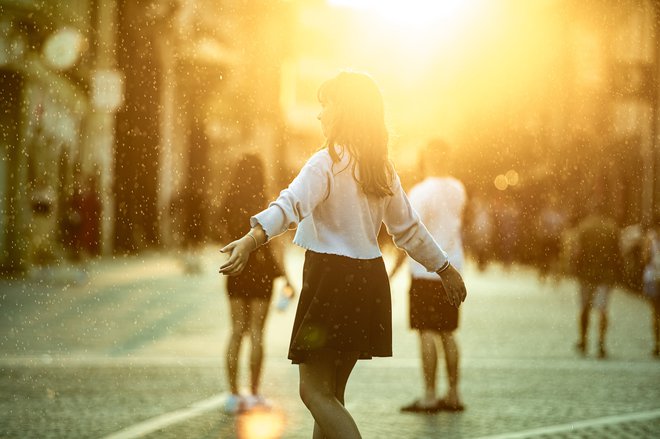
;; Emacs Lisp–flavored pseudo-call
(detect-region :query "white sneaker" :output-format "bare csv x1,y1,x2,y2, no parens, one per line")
223,394,244,414
243,394,272,411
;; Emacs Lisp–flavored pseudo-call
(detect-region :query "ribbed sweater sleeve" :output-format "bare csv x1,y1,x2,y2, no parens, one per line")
250,153,331,241
383,174,448,272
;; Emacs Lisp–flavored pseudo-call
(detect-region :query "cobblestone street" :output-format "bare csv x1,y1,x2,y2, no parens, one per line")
1,246,659,438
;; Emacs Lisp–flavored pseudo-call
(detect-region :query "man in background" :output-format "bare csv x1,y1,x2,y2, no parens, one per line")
391,138,467,412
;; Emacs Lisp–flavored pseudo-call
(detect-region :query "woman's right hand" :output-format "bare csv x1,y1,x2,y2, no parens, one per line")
437,264,467,307
219,235,255,276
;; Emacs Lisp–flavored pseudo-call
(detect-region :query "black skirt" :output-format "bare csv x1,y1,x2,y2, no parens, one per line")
409,278,459,332
288,250,392,364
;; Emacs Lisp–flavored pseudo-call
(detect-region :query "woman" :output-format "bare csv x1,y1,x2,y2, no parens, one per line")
221,153,290,413
220,71,467,438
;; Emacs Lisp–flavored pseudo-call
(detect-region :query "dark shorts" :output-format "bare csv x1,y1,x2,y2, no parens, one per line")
409,278,459,332
288,250,392,364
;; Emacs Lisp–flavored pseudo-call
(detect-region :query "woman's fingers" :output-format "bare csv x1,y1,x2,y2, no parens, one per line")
227,260,247,276
440,266,467,308
220,241,237,253
220,258,242,275
448,288,459,308
452,284,466,307
219,246,237,274
219,243,248,276
220,263,243,276
443,282,464,308
219,260,234,273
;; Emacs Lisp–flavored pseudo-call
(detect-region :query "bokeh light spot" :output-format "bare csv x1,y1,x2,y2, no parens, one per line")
236,408,286,439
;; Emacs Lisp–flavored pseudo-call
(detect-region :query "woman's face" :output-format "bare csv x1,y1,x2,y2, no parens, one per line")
317,101,336,138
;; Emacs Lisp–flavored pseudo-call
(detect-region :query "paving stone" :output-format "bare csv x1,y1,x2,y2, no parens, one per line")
1,248,659,438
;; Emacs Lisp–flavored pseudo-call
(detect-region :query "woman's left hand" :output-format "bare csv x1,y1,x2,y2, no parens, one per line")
219,236,254,276
437,264,468,308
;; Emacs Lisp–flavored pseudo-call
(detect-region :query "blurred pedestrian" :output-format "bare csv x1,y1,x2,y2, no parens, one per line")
220,153,292,414
642,225,660,357
219,71,467,439
535,192,568,283
169,184,205,274
493,195,521,269
466,195,493,271
620,224,645,292
79,175,102,257
572,212,622,359
60,180,84,262
390,139,467,413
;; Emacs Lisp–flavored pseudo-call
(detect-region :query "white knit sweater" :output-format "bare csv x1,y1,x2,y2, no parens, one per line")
251,148,448,272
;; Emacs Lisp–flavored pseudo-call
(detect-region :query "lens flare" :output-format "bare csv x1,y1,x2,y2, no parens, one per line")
236,408,286,439
505,170,519,186
494,174,508,191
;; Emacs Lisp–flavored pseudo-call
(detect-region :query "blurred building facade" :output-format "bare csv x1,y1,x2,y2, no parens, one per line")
1,0,658,275
557,0,659,227
0,0,121,273
608,0,659,228
568,0,658,227
0,0,292,274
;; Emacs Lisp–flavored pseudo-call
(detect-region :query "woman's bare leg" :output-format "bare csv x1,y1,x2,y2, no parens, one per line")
299,350,361,439
312,353,358,438
248,299,270,395
226,298,248,394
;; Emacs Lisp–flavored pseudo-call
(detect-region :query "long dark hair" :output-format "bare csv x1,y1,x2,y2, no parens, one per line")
318,71,393,197
222,153,267,240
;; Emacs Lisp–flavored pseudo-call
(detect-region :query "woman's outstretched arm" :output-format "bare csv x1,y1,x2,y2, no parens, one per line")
219,225,267,276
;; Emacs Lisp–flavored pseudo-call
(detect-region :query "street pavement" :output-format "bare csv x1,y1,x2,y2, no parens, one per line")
1,245,659,439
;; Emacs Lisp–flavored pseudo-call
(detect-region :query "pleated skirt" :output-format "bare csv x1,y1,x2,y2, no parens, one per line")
288,250,392,364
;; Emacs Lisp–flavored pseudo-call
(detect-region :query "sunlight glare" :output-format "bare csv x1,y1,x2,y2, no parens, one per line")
329,0,487,36
236,408,286,439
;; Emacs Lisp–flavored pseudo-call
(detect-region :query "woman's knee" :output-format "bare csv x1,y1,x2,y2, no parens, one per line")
249,326,264,344
230,325,248,341
299,380,318,408
299,377,333,409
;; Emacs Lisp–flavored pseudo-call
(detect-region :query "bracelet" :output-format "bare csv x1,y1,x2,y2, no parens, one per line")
436,260,451,274
246,232,259,250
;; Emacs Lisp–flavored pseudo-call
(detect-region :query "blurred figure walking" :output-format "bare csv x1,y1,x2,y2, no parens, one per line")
534,192,568,283
642,225,660,357
170,184,205,274
391,139,467,413
466,195,493,271
220,153,291,413
572,212,622,359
